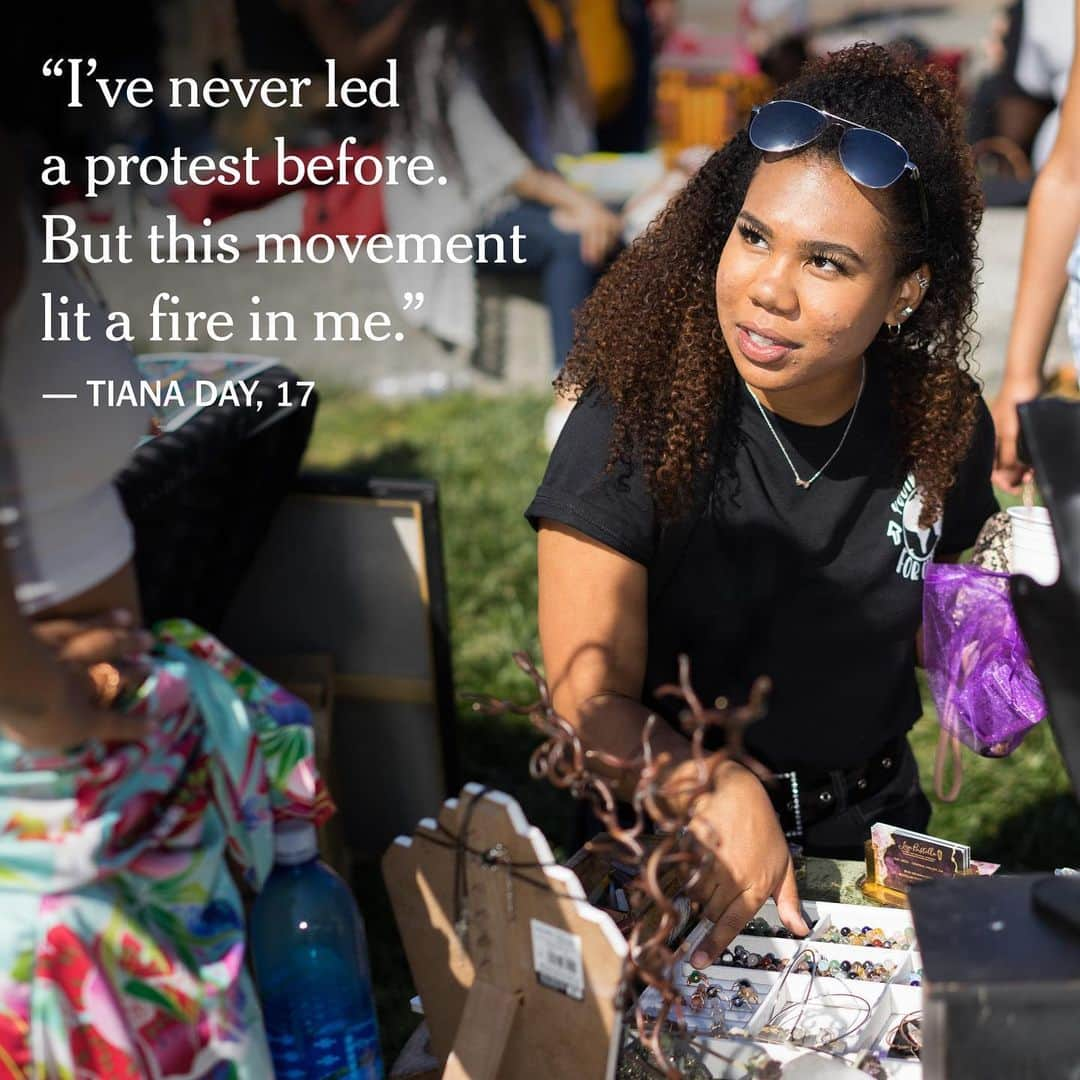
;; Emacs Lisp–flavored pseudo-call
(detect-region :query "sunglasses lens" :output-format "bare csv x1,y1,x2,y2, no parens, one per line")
749,101,828,152
839,128,908,188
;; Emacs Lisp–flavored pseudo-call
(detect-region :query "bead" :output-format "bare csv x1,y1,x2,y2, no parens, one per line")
720,950,734,965
840,960,851,972
840,927,851,937
862,926,872,933
687,970,705,984
746,952,762,968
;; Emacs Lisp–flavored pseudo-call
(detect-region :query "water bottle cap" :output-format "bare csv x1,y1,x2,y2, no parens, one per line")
274,821,319,865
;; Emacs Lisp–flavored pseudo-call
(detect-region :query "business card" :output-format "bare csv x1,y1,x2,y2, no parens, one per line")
870,823,971,891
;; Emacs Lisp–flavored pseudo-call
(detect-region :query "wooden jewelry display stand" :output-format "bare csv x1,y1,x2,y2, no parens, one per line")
383,784,629,1079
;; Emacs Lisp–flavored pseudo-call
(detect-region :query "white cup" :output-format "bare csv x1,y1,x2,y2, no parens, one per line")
1008,505,1060,586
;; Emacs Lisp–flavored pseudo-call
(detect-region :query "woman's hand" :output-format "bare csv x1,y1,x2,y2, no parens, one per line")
990,373,1041,493
1,610,151,751
680,758,810,968
551,195,623,267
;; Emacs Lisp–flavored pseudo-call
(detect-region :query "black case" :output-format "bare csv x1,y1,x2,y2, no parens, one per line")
910,874,1080,1079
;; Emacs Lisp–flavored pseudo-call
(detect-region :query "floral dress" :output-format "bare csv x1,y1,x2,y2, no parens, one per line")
0,620,334,1079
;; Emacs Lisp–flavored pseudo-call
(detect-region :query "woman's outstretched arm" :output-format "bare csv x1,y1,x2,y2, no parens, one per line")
992,0,1080,491
537,519,808,963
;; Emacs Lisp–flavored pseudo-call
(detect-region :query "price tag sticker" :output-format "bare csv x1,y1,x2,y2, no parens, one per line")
530,919,585,1001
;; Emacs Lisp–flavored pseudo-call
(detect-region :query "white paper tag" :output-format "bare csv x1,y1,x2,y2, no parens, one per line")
530,919,585,1001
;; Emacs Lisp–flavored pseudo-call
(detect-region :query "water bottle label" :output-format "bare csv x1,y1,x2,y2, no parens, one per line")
530,919,584,1001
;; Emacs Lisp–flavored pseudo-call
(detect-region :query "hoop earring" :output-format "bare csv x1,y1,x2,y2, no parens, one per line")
916,273,930,290
887,323,902,339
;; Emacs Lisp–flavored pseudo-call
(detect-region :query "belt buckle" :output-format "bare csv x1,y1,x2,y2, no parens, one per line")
775,771,804,840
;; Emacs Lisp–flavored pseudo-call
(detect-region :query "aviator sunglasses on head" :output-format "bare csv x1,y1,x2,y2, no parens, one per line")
748,99,929,234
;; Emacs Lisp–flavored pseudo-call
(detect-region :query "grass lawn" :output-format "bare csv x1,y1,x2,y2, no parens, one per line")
304,389,1079,1065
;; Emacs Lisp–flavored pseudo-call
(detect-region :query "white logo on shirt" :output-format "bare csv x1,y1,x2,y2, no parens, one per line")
886,473,942,581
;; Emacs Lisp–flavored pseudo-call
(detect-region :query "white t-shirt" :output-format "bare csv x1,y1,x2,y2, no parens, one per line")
1,217,149,614
1014,0,1075,169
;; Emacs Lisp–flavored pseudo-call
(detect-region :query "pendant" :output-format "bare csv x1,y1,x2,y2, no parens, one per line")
795,478,811,489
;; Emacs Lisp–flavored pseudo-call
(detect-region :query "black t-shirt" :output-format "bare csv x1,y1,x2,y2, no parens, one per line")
525,365,998,773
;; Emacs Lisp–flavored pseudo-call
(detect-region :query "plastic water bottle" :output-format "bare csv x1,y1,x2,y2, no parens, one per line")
250,821,384,1079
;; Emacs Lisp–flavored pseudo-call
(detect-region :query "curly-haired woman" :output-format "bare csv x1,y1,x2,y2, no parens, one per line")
526,44,998,965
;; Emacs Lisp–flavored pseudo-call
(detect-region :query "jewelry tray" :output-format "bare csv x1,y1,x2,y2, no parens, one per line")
639,899,924,1078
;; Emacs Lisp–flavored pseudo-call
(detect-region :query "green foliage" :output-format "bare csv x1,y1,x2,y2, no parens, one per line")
912,673,1077,870
305,389,1079,1064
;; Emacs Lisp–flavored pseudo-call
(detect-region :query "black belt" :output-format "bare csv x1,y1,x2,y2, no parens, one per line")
766,736,907,840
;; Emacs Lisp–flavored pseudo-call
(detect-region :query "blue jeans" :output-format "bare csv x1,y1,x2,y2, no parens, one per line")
481,201,598,373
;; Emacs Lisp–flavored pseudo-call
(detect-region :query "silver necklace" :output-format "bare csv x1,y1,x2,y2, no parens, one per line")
744,359,867,489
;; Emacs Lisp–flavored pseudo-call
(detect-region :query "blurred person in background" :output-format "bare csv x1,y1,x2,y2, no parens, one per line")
388,0,622,448
965,2,1052,156
230,0,414,147
648,0,680,52
991,0,1080,490
1009,0,1074,173
534,0,636,150
235,0,413,78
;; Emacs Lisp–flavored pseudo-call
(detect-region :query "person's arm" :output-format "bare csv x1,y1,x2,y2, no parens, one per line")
0,130,146,750
992,0,1080,491
0,552,148,749
289,0,414,76
512,166,622,267
537,519,807,964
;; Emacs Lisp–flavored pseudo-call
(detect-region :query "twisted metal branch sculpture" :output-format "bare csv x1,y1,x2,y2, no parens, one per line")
472,653,772,1079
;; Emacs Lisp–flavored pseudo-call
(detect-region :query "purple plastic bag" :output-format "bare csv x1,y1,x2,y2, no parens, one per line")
923,563,1047,757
